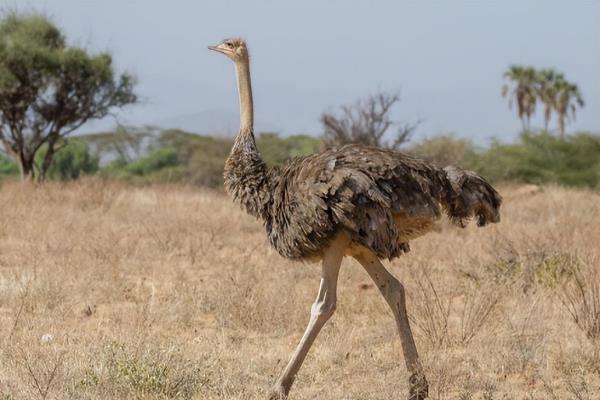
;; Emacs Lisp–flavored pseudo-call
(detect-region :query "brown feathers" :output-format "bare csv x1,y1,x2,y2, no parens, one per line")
223,128,271,221
224,140,502,262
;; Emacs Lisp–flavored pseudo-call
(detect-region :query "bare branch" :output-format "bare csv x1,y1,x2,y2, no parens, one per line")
320,91,417,150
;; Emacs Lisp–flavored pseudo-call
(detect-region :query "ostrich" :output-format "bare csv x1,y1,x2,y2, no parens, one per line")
209,38,501,400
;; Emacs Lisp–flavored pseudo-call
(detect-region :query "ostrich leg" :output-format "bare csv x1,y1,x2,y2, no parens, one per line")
354,251,428,400
268,236,347,400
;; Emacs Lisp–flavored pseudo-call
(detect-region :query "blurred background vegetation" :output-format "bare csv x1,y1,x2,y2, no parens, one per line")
0,12,598,189
1,127,598,189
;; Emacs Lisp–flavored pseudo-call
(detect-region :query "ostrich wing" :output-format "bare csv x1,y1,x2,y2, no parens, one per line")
267,144,448,260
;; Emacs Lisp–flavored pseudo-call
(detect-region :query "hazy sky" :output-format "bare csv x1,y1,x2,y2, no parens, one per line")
5,1,600,143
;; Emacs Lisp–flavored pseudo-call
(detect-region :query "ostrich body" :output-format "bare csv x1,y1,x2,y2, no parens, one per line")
209,38,501,400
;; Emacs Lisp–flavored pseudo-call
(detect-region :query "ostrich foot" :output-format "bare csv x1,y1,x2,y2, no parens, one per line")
408,373,429,400
267,385,288,400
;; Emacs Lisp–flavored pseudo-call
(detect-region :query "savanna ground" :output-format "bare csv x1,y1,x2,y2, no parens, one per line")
0,180,599,400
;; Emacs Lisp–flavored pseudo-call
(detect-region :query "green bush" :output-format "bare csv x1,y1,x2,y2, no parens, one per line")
101,147,183,184
408,135,478,168
474,132,600,188
73,342,203,399
0,154,18,176
257,133,323,165
36,140,99,180
156,130,232,186
125,147,178,175
100,158,131,179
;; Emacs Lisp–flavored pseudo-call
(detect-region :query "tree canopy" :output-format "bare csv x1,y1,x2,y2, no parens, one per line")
0,12,136,180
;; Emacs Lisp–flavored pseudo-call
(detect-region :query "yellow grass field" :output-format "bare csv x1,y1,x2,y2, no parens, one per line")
0,180,599,399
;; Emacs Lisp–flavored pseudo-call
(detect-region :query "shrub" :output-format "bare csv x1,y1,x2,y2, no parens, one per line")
36,140,99,180
558,258,600,343
408,135,478,168
257,133,323,165
0,153,18,176
125,147,178,176
73,342,204,399
474,132,600,187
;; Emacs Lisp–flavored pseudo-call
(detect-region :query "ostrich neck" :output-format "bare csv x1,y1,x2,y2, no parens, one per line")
236,61,253,132
224,58,271,222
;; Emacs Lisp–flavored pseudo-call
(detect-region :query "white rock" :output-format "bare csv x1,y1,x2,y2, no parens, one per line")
40,334,53,344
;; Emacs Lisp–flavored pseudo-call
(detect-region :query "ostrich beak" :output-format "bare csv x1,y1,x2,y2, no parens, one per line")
208,44,231,56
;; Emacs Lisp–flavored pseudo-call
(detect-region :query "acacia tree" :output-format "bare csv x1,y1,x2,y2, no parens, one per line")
0,13,136,181
320,91,418,150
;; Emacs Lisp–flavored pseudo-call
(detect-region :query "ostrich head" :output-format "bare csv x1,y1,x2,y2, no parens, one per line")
208,38,248,63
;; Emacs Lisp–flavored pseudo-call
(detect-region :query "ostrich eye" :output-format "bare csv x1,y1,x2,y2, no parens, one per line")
225,42,233,48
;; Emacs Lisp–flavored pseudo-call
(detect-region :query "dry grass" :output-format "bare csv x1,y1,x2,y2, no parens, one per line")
0,180,599,399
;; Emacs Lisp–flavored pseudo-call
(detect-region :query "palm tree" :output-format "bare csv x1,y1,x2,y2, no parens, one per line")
535,69,561,132
502,65,538,132
554,77,584,139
